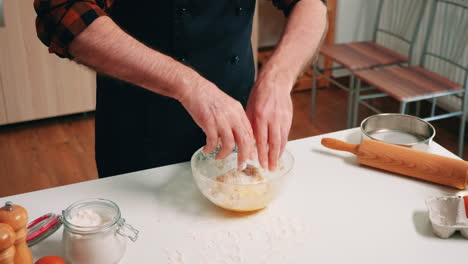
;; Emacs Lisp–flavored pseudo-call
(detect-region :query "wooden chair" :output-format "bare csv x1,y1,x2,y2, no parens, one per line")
353,0,468,157
311,0,428,128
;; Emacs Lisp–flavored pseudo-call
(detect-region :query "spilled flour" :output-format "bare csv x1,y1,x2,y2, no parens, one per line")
161,206,313,264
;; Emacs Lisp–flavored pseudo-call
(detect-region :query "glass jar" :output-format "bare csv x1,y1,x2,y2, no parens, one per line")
62,199,138,264
27,199,139,264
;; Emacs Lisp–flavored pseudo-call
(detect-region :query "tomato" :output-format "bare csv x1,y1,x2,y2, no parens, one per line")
35,256,67,264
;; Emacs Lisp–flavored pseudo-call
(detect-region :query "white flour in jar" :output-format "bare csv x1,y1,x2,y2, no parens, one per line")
68,209,107,227
63,208,126,264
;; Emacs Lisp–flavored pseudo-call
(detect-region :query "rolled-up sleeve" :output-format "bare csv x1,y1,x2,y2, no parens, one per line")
34,0,114,59
273,0,327,16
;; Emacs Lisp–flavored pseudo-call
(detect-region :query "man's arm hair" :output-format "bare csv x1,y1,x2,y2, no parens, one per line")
34,0,206,101
262,0,328,88
69,16,202,101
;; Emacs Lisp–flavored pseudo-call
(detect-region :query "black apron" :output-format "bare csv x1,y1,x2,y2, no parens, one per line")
95,0,256,177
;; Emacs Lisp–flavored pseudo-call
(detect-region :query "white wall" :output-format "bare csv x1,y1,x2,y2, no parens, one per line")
334,0,379,44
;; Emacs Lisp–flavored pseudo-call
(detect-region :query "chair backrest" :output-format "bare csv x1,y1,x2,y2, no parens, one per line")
421,0,468,88
373,0,428,60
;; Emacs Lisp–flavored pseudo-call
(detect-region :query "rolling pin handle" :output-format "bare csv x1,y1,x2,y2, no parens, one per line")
321,138,359,155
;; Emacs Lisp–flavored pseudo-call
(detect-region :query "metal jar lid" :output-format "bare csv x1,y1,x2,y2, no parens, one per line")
26,213,62,247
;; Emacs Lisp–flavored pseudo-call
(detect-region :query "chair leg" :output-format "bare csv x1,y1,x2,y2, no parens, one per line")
311,65,318,121
458,93,468,157
400,102,408,114
431,98,437,117
347,74,355,128
352,79,362,127
415,101,421,116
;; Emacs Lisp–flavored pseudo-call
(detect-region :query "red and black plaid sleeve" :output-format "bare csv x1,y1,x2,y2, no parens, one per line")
34,0,114,59
273,0,327,16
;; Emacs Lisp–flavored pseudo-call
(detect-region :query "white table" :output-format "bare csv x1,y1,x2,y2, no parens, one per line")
3,129,467,263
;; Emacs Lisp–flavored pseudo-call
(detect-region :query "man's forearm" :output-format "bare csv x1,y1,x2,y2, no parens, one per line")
69,16,203,101
260,0,328,89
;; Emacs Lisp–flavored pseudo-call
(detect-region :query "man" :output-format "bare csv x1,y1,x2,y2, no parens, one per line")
34,0,327,177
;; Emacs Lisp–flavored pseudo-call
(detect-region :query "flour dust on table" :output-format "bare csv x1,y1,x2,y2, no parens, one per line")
160,205,313,264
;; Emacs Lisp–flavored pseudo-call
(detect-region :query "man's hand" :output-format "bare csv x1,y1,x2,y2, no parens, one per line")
247,0,327,170
246,69,293,171
180,79,255,167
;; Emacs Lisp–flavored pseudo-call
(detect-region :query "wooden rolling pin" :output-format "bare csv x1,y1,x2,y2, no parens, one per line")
321,138,468,190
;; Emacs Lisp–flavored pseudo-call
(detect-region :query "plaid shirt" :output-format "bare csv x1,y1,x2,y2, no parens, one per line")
34,0,326,59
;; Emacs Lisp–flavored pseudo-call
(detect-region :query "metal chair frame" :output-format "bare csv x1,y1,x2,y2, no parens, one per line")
352,0,468,156
311,0,428,128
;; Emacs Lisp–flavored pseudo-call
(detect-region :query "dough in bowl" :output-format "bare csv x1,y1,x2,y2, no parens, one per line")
216,165,265,184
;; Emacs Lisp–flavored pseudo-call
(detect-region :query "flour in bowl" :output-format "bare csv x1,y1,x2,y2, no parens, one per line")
216,165,265,184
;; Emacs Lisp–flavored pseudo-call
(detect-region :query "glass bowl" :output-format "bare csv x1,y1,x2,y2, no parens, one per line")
191,147,294,212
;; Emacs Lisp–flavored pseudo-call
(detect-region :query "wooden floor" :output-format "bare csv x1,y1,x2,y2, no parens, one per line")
1,81,467,197
0,114,97,197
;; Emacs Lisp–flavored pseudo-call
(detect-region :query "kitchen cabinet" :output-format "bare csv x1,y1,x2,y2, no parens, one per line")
0,74,6,125
0,0,96,125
